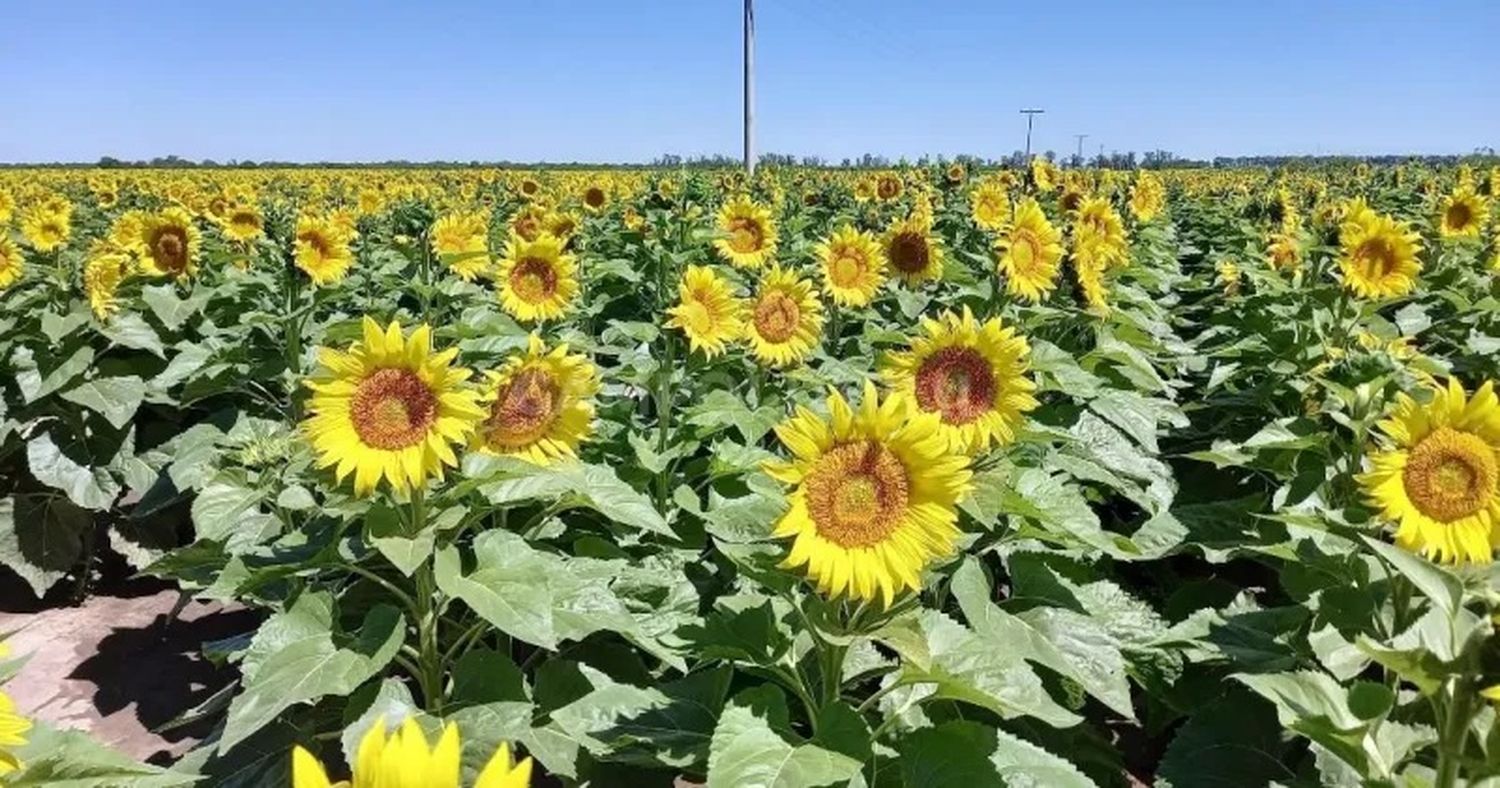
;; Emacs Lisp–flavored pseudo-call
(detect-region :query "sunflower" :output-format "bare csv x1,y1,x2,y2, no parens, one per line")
1338,210,1422,299
713,196,778,269
853,177,876,203
1030,157,1057,192
1071,239,1112,316
1359,378,1500,564
509,205,548,241
222,202,264,243
882,307,1038,455
1267,231,1303,272
295,215,356,286
1129,171,1165,222
474,334,599,464
304,318,485,497
1073,196,1129,269
293,717,532,788
746,266,823,367
0,237,21,290
84,242,134,320
581,182,609,213
945,162,967,185
1437,188,1488,239
995,197,1063,302
882,216,943,286
816,225,886,307
0,688,30,777
1216,258,1242,296
764,382,973,605
545,210,578,241
0,191,13,226
432,211,491,281
875,173,904,201
496,232,577,323
518,176,542,200
357,187,387,216
969,180,1011,231
139,207,200,279
666,265,744,357
20,205,71,252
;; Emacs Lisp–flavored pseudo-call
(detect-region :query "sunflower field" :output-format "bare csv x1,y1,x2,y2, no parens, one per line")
2,159,1500,787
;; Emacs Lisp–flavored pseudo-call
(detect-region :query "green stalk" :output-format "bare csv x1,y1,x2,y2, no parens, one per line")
408,489,445,712
1434,672,1477,788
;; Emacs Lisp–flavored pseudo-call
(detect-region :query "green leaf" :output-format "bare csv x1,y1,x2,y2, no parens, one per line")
13,345,95,403
61,376,147,429
0,495,91,596
468,457,672,538
897,720,1097,788
141,284,208,331
5,721,197,786
99,312,167,357
191,476,276,553
706,703,862,788
1360,536,1462,618
951,559,1133,719
1157,688,1295,788
686,389,781,444
365,503,436,576
221,592,403,750
1087,390,1183,452
27,433,120,511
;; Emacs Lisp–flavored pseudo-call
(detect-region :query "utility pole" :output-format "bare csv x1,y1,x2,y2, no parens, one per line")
1074,134,1089,166
743,0,755,176
1019,109,1045,160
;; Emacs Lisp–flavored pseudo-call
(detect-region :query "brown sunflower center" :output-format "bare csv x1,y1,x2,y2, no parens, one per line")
914,346,996,425
298,230,332,259
1446,203,1473,229
584,187,606,208
752,290,801,343
877,177,901,200
521,180,539,195
727,217,764,254
510,256,558,303
829,250,867,287
1402,427,1497,522
1355,237,1397,278
1009,230,1039,270
803,440,911,548
350,368,438,450
152,228,189,272
484,368,562,449
889,231,930,273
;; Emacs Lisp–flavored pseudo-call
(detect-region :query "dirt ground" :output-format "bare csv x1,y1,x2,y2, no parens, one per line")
1,574,256,765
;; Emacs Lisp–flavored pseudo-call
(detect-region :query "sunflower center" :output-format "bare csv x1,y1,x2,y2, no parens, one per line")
753,290,801,343
1010,231,1039,270
727,217,764,253
1356,238,1397,277
877,179,900,199
830,252,866,287
1446,203,1473,229
803,440,911,548
584,187,606,208
914,346,996,425
484,368,562,449
299,230,331,258
889,232,929,273
680,299,717,333
1402,427,1497,522
510,256,558,303
350,368,439,450
152,228,189,272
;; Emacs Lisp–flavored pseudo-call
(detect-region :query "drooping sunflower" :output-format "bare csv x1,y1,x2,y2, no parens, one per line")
304,318,486,497
1338,210,1422,299
882,216,944,286
969,180,1011,231
293,717,532,788
1216,258,1242,296
1030,157,1057,192
432,211,492,281
816,225,886,307
496,232,578,323
1437,188,1488,239
1072,196,1129,269
295,215,355,286
20,205,71,252
746,266,824,367
1129,171,1165,222
713,196,778,269
882,307,1038,455
0,237,22,290
1359,378,1500,564
1267,231,1303,272
222,202,264,243
764,382,973,605
1071,239,1112,316
83,241,134,320
139,207,200,279
666,265,744,357
994,197,1063,302
473,334,599,464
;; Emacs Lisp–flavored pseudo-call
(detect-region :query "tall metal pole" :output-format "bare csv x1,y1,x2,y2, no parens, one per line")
1020,109,1044,160
744,0,755,176
1074,134,1088,165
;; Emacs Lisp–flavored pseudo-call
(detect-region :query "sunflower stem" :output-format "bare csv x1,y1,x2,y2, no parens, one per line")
1435,671,1477,788
409,488,446,713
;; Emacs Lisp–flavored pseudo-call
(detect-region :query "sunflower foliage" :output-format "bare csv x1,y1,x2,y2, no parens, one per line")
0,162,1498,787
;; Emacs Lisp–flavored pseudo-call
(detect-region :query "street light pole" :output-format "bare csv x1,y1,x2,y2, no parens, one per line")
743,0,755,176
1020,109,1045,160
1074,134,1089,165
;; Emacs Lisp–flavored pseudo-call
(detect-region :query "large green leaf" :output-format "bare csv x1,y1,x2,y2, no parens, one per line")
897,720,1096,788
221,592,404,750
5,722,197,787
706,703,862,788
466,456,671,538
27,433,120,511
61,376,147,429
0,494,91,596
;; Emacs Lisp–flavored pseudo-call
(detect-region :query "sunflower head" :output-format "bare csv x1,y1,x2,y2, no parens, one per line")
970,181,1011,231
0,237,22,291
304,318,485,496
995,197,1063,302
875,173,904,201
475,335,599,465
139,207,201,279
1360,378,1500,564
747,266,824,367
20,205,72,253
223,202,264,243
292,717,533,788
816,225,886,307
882,216,944,286
0,688,31,777
882,307,1038,454
666,265,744,358
1129,171,1165,222
764,382,973,606
496,232,578,323
1338,210,1422,300
83,241,134,320
295,215,355,286
1437,188,1488,239
432,211,492,281
714,196,778,269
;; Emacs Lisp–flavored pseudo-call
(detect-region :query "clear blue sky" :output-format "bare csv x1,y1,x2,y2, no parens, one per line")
2,0,1495,163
